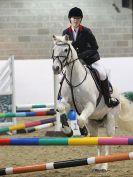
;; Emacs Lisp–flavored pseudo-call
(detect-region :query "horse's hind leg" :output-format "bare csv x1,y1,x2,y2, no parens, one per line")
94,146,109,172
94,114,115,172
105,112,116,158
88,120,98,137
89,115,115,172
87,120,106,172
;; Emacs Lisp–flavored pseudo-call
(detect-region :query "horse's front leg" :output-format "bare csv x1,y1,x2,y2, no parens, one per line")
77,102,95,136
57,99,73,136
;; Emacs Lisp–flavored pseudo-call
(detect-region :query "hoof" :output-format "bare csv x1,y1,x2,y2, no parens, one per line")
79,126,88,136
91,168,107,173
65,130,73,137
61,114,69,127
61,113,73,137
62,126,73,137
91,164,108,173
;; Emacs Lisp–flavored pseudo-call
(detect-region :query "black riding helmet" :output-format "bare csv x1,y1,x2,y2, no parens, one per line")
68,7,83,19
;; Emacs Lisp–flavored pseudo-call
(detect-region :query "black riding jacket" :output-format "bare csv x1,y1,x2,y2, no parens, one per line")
62,25,100,65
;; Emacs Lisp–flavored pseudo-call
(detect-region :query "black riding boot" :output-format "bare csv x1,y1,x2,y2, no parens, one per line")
101,78,119,108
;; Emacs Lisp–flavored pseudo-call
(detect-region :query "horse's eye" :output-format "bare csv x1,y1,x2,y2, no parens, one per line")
64,48,68,52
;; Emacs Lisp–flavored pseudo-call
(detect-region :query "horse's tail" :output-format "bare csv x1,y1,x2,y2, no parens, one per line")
117,94,133,132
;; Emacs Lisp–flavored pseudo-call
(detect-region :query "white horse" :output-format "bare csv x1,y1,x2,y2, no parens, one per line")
52,34,133,172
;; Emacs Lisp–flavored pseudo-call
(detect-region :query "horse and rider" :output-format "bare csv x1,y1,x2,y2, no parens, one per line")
52,33,133,171
62,7,119,108
52,7,133,172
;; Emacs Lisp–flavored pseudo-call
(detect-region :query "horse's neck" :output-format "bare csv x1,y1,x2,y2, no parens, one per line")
65,59,90,84
65,44,92,86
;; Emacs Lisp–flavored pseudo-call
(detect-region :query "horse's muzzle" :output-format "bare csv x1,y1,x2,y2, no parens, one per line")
52,65,60,74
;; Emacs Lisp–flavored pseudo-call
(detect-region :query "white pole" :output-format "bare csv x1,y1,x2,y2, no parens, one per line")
53,74,61,131
11,56,16,125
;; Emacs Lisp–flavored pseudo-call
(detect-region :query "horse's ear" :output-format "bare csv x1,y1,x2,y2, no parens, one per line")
64,34,69,41
53,35,57,40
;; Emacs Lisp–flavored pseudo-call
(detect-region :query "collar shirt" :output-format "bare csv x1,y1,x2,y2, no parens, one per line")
71,27,79,41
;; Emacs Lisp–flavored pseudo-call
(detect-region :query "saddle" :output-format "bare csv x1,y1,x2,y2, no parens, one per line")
87,66,113,94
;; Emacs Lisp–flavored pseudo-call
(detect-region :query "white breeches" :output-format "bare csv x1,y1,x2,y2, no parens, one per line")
91,61,107,80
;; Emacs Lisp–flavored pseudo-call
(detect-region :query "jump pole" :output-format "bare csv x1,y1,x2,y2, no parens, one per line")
1,137,133,145
16,104,54,112
0,110,56,118
0,152,133,175
17,107,54,112
17,122,55,134
0,117,56,134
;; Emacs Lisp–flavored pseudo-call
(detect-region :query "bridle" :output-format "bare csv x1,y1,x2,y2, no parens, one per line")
52,42,78,71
